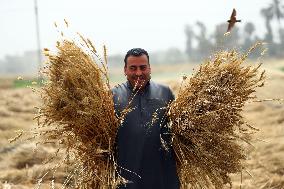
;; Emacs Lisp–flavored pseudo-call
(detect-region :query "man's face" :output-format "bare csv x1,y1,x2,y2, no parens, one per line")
124,54,151,90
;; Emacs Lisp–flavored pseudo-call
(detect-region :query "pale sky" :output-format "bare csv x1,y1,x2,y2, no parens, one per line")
0,0,276,59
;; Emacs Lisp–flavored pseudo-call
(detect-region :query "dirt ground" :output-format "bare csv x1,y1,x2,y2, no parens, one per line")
0,59,283,189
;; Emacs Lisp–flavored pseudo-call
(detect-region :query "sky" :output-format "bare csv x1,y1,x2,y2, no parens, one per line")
0,0,277,59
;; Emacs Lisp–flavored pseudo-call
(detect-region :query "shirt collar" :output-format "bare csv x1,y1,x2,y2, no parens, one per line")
126,80,150,93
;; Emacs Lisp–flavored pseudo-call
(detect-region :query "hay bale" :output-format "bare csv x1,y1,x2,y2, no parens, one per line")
168,44,265,188
36,37,122,188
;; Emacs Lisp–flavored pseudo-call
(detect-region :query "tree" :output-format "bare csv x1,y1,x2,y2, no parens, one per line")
278,28,284,57
260,0,284,40
184,25,195,60
261,6,274,43
194,21,213,60
279,28,284,45
243,22,256,51
0,51,38,75
164,48,186,64
212,23,240,51
271,0,284,23
244,22,256,37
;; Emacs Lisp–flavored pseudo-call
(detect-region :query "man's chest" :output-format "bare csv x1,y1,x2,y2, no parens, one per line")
115,93,168,119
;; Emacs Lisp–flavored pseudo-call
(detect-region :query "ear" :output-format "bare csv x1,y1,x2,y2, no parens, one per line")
124,66,127,75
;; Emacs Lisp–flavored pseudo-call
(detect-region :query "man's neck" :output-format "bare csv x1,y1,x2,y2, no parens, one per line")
126,80,150,92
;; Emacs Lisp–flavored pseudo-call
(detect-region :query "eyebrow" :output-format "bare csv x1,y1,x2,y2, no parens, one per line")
129,65,147,68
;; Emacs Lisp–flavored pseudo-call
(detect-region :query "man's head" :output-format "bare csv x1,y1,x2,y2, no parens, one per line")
124,48,151,90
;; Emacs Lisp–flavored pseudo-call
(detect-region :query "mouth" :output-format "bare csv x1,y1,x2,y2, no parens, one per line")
132,77,147,88
133,77,145,83
134,80,144,87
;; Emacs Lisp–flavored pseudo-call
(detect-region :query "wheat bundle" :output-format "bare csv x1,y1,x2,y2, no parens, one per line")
37,37,121,188
169,44,265,188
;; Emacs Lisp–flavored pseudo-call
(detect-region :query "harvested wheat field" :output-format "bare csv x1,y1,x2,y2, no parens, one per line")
0,59,284,189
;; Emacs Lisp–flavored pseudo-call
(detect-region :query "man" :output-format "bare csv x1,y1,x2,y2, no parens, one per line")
112,48,180,189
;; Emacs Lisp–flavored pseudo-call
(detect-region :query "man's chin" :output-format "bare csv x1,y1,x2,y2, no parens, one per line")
134,83,144,89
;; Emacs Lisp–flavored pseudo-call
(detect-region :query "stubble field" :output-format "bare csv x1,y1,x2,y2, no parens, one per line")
0,59,283,189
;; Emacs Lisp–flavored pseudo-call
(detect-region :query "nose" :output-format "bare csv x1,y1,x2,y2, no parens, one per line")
135,68,142,76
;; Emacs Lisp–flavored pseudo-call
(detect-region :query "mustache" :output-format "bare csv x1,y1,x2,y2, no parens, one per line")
131,76,146,80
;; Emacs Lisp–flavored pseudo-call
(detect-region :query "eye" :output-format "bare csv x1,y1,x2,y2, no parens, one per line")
129,66,136,71
140,66,147,71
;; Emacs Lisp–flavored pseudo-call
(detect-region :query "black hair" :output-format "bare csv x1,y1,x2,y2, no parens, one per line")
124,48,149,67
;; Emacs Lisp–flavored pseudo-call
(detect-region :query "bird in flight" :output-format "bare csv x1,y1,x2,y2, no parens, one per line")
227,8,241,32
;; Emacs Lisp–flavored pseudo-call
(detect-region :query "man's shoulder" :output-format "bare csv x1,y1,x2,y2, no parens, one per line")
150,81,172,92
111,82,128,94
149,81,174,101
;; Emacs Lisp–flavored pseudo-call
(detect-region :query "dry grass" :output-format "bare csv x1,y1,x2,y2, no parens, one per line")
0,64,283,188
33,36,123,188
168,44,267,188
0,88,64,188
0,54,283,188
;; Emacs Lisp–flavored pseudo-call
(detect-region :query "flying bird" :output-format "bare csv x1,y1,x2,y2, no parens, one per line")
227,8,241,32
